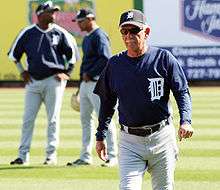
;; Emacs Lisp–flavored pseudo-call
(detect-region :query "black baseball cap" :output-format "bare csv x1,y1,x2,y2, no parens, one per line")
36,0,60,16
119,9,147,28
72,8,95,22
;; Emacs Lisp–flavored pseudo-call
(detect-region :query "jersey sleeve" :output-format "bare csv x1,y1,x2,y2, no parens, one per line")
167,51,192,125
8,28,27,62
87,32,111,78
93,62,117,141
62,31,80,64
61,30,80,75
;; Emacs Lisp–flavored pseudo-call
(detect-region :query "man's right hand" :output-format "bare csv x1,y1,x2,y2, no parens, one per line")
96,140,107,162
21,71,32,84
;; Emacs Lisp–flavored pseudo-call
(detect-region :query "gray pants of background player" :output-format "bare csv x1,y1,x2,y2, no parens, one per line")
18,75,67,163
119,122,178,190
79,81,118,163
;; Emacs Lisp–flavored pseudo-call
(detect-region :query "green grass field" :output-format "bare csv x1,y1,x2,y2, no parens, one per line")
0,87,219,190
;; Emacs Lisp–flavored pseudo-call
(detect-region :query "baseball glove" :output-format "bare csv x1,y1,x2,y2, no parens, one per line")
71,89,80,112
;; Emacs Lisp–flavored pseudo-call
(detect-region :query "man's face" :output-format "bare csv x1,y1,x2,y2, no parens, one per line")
39,10,56,24
120,24,147,52
77,18,90,32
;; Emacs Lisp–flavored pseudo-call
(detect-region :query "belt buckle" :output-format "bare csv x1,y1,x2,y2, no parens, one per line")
144,127,153,135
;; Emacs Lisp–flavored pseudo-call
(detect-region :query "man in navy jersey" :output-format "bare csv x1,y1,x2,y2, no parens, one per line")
8,1,79,165
94,9,194,190
66,9,117,167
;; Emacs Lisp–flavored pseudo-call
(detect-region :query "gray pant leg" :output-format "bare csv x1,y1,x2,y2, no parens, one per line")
79,81,118,162
79,82,94,163
44,76,66,159
149,149,176,190
119,132,147,190
19,82,42,162
148,124,178,190
105,122,118,160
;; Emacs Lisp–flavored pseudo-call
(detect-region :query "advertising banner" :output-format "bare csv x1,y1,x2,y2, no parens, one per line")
144,0,220,81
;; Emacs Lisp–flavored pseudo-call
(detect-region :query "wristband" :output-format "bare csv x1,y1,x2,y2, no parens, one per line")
16,62,25,74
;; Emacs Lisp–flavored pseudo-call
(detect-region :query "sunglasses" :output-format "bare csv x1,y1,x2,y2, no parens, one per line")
120,27,143,35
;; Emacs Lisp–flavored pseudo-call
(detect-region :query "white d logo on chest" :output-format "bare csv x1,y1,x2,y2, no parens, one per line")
52,34,60,45
148,78,164,101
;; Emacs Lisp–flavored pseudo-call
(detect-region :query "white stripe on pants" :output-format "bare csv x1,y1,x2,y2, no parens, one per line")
18,75,66,162
79,81,117,163
119,123,178,190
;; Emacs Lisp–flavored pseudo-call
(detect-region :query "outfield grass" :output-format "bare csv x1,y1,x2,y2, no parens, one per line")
0,87,220,190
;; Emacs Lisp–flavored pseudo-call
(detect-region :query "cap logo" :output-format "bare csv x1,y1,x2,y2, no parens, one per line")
127,12,134,19
76,10,81,16
44,1,52,7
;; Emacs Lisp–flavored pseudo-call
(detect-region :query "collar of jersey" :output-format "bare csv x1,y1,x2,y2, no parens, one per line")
35,23,55,33
87,26,99,36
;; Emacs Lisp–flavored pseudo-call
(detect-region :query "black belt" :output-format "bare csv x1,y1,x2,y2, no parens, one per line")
120,119,169,137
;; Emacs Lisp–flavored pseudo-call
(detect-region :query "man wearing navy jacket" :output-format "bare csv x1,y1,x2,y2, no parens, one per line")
8,1,79,165
95,9,194,190
67,9,117,167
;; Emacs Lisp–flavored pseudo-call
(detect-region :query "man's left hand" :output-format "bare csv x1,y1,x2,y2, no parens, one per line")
55,73,70,81
96,140,108,162
178,123,194,141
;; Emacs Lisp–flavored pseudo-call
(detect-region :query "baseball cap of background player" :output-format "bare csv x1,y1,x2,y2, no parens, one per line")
72,8,95,22
119,9,148,28
35,0,60,16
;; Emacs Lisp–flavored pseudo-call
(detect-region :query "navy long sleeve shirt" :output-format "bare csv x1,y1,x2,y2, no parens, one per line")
94,47,192,141
80,28,111,80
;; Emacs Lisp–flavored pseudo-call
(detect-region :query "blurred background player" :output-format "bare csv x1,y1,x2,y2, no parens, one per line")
67,9,118,167
95,9,194,189
8,0,79,165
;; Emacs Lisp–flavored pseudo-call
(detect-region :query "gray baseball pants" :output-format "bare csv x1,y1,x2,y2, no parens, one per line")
119,122,178,190
79,81,118,163
18,75,67,162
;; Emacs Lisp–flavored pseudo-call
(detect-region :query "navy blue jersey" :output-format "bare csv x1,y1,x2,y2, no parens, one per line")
80,28,111,80
8,24,80,80
94,47,192,140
